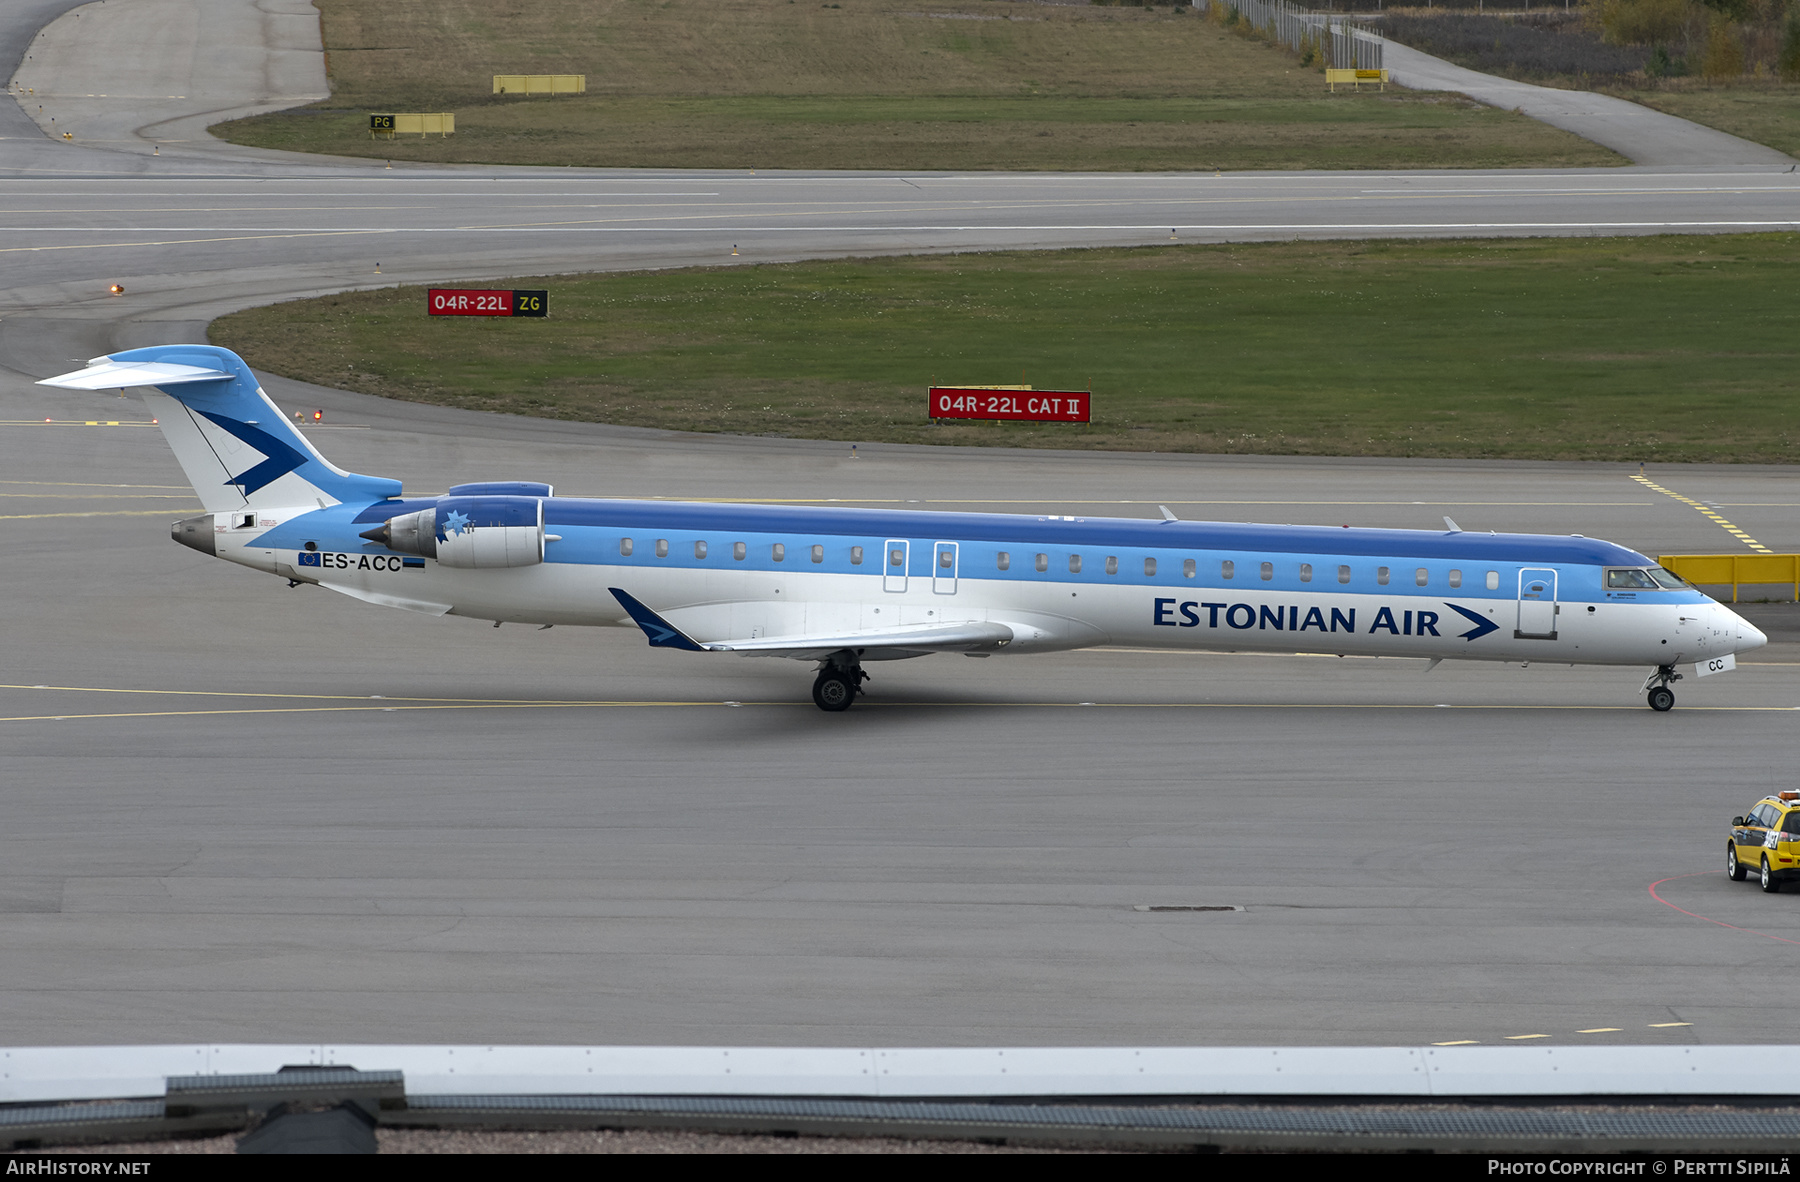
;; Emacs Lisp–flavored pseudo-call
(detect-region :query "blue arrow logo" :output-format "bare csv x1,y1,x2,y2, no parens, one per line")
1444,602,1499,642
197,410,308,496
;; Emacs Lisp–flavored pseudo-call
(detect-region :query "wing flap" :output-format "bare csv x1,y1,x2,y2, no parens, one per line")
321,581,453,617
608,588,1014,657
713,620,1014,654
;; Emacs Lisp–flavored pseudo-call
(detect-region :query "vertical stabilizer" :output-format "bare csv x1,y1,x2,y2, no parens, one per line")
38,345,402,513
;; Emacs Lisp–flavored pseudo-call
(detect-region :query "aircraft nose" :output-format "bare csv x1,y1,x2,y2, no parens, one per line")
1725,606,1767,653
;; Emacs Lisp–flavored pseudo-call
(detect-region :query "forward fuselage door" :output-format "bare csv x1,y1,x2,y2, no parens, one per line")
883,539,909,593
932,541,958,595
1516,567,1558,640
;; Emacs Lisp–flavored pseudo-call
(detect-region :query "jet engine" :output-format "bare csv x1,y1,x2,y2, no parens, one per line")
360,495,547,568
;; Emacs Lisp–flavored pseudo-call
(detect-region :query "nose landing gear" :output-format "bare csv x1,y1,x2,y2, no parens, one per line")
812,652,868,712
1642,664,1682,712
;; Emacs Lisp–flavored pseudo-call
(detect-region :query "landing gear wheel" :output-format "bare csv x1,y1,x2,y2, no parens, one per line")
1763,857,1782,894
812,671,856,712
1647,685,1675,712
1728,844,1747,881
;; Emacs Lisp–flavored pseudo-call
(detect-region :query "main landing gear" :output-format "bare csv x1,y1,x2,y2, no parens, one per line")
812,653,869,713
1643,664,1682,712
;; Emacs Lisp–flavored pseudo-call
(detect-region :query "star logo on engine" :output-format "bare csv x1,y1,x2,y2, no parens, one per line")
440,509,472,538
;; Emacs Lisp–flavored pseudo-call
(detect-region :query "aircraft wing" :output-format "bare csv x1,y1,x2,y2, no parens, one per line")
609,588,1013,659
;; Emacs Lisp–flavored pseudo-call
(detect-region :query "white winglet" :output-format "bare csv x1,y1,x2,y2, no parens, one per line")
1443,516,1461,533
1159,505,1178,523
37,359,232,390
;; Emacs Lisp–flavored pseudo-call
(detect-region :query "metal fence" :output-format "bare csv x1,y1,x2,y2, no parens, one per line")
1194,0,1384,70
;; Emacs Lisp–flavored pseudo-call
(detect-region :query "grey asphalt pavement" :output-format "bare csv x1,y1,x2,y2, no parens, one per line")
1380,40,1796,168
0,0,1796,1052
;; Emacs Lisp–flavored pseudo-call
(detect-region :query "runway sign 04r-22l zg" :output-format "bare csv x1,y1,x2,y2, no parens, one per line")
929,387,1090,423
427,289,548,317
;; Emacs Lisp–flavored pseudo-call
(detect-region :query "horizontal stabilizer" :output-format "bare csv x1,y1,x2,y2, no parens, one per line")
37,360,232,390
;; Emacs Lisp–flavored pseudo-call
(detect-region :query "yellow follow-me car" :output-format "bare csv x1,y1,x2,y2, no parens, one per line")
1729,792,1800,894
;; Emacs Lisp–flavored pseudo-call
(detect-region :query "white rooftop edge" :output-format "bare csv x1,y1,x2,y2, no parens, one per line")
0,1045,1769,1105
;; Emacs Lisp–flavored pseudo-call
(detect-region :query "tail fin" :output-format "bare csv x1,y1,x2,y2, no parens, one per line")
38,345,401,513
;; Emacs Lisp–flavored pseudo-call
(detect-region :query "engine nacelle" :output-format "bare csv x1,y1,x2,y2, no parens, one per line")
361,495,546,568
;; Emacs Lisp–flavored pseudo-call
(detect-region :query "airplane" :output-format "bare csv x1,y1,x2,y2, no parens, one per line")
41,344,1768,713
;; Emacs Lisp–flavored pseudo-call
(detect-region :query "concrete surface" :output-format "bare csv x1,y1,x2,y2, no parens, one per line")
1381,39,1797,169
0,0,1795,1052
9,0,328,155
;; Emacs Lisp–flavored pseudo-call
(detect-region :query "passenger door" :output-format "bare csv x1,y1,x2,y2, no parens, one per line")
932,542,958,595
883,539,909,593
1515,568,1558,640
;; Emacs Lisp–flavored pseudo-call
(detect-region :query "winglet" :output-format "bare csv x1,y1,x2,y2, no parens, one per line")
1443,516,1462,533
1159,505,1178,523
608,588,708,651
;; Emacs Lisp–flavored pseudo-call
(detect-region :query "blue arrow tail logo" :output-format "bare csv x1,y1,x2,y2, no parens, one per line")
197,410,309,496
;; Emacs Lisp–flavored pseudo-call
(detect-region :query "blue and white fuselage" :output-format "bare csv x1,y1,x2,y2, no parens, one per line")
43,345,1767,712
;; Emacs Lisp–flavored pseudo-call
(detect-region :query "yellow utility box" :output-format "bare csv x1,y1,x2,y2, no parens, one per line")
1326,68,1388,92
492,74,586,96
1660,553,1800,602
370,113,455,138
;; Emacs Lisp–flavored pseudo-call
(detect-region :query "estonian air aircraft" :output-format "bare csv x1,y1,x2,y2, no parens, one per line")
43,345,1768,712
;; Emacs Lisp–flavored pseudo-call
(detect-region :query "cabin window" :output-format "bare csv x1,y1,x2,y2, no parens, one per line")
1069,554,1082,574
1486,570,1499,590
771,543,785,562
1035,553,1049,573
694,540,708,560
1221,560,1234,580
889,547,905,568
655,539,669,558
1377,566,1390,586
811,544,824,564
620,538,634,557
939,549,954,569
1259,562,1273,581
997,551,1010,571
1299,563,1313,583
1144,557,1157,577
1338,565,1351,584
1416,568,1428,586
1448,569,1462,588
1105,556,1119,575
850,546,863,565
734,541,747,561
1183,559,1196,579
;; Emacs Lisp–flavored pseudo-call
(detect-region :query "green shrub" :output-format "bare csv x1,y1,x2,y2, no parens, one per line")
1701,12,1745,75
1590,0,1699,44
1780,10,1800,79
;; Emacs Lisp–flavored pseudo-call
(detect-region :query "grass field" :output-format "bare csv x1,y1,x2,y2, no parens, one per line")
211,0,1618,171
210,234,1800,464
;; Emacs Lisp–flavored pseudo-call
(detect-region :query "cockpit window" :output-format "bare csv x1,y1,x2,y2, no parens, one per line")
1605,568,1660,589
1649,567,1691,590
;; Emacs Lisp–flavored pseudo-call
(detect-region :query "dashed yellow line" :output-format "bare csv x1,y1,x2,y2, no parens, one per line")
0,420,155,427
0,480,187,489
0,509,196,520
1632,473,1774,554
1437,1022,1691,1045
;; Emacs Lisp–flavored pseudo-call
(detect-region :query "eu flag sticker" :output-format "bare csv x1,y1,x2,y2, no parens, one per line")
297,551,322,566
